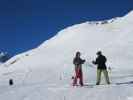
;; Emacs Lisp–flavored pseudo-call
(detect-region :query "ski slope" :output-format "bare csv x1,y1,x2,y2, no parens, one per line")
0,11,133,100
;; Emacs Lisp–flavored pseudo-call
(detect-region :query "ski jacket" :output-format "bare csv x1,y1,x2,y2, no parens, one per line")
93,55,107,69
73,57,85,66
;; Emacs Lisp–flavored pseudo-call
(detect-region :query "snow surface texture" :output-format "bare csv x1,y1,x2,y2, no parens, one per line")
0,11,133,100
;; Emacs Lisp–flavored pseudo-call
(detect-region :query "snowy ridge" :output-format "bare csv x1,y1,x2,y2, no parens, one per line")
0,11,133,100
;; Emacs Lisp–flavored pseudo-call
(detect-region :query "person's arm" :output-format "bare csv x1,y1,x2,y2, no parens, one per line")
82,59,86,64
81,59,85,64
73,58,76,65
104,56,107,63
92,58,98,65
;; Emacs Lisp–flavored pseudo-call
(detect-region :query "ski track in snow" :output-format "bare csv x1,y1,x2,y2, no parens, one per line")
0,68,133,100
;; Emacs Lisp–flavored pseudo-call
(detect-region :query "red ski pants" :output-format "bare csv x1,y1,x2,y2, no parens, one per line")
73,66,83,86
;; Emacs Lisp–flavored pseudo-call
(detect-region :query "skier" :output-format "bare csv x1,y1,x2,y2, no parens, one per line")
73,51,85,86
92,51,110,85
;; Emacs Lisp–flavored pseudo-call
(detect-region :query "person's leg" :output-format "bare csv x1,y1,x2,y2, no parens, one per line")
73,77,77,86
103,69,110,84
79,68,83,86
77,67,80,78
96,69,102,85
73,67,78,86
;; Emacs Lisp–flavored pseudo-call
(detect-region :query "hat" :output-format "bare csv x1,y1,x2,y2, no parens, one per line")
96,51,102,55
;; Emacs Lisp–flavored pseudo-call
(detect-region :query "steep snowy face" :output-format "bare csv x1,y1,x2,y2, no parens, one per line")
37,10,133,69
1,11,133,85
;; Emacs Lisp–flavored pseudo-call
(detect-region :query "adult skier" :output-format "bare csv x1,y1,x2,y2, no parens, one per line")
92,51,110,85
73,51,85,86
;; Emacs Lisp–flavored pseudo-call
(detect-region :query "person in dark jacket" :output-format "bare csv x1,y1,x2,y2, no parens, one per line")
92,51,110,85
73,51,85,86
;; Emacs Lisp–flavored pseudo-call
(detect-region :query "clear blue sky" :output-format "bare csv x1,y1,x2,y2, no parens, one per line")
0,0,133,56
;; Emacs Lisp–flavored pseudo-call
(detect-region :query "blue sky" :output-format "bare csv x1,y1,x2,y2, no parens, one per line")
0,0,133,56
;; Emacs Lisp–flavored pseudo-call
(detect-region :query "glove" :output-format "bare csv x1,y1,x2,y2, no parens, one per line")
92,61,95,64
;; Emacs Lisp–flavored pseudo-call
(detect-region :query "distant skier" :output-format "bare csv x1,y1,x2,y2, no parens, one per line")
73,51,85,86
92,51,110,85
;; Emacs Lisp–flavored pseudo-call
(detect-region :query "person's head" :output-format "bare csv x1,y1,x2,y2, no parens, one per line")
76,51,81,58
96,51,102,56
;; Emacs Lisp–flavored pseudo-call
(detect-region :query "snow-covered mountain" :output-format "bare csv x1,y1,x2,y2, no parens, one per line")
0,11,133,100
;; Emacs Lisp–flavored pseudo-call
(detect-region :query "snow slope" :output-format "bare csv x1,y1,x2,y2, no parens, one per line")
0,11,133,100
